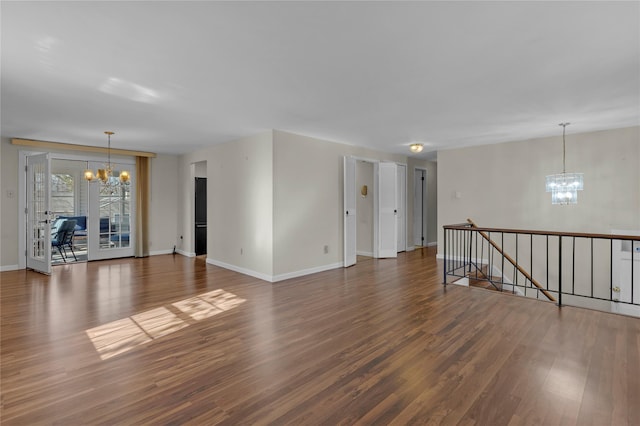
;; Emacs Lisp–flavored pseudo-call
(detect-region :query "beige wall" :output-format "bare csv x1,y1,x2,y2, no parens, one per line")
437,126,640,253
178,131,274,277
148,154,179,254
272,130,407,277
0,137,179,268
1,138,20,268
356,160,374,255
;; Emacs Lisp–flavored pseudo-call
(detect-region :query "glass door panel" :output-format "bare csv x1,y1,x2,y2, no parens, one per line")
87,161,135,260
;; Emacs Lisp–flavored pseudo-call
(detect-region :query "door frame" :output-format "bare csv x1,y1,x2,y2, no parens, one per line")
343,156,407,265
413,167,428,248
396,163,407,253
17,149,135,270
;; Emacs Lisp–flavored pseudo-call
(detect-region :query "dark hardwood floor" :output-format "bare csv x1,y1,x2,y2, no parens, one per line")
1,248,639,425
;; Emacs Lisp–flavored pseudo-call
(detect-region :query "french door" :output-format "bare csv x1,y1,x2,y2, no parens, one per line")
26,153,52,274
377,162,397,258
87,161,135,260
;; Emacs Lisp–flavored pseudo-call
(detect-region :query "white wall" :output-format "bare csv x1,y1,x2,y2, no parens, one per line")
356,160,374,255
437,126,640,252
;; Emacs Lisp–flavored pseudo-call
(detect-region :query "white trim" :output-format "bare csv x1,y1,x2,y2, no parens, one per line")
204,258,343,283
0,265,20,272
406,246,415,252
426,241,437,247
206,258,273,282
272,262,343,283
149,249,174,256
176,249,196,257
356,250,374,257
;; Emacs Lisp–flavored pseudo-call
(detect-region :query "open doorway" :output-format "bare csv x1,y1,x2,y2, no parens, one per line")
50,159,89,265
194,161,207,257
356,160,374,261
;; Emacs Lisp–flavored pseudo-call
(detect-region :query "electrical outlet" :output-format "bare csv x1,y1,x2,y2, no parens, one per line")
324,245,329,254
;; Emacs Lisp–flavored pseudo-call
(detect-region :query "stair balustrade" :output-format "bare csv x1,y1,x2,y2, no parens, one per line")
443,219,640,315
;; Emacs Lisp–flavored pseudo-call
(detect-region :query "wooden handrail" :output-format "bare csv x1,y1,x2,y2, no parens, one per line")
465,218,556,302
443,222,639,242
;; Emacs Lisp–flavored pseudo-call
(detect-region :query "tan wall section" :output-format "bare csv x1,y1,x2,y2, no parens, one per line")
272,130,406,276
437,126,640,253
1,138,21,268
178,131,274,277
148,154,179,254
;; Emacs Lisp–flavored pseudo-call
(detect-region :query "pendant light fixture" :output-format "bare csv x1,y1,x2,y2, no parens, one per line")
84,131,130,190
545,123,583,204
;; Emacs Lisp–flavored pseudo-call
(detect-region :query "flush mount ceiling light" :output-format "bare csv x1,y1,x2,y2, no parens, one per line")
545,123,583,205
409,143,424,153
84,131,130,191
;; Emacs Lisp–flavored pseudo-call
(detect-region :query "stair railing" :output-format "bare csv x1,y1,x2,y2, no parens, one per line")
466,219,556,302
443,219,640,315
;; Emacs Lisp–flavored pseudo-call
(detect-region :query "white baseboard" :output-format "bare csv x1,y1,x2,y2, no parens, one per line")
406,246,415,252
176,249,196,257
356,250,374,257
426,241,437,247
272,262,343,283
150,249,174,256
204,258,343,283
0,264,20,272
206,258,273,282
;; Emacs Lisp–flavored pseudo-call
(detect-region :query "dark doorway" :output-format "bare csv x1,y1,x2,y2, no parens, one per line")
195,177,207,256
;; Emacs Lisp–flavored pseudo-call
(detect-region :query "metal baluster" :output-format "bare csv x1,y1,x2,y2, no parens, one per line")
572,236,576,295
590,238,594,298
558,236,562,307
443,228,447,285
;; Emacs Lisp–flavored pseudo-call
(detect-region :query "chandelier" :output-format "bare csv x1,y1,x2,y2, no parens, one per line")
84,131,130,190
545,123,583,204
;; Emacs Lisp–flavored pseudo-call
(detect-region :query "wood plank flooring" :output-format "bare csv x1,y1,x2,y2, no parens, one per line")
1,248,639,425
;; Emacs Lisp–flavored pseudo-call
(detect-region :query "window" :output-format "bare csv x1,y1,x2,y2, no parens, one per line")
51,173,75,216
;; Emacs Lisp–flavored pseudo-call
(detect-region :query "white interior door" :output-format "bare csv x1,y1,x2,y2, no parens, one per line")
343,157,357,267
26,153,52,274
396,164,406,252
87,161,135,260
378,162,397,258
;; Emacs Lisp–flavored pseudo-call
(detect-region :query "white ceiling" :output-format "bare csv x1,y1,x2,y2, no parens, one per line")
2,1,638,159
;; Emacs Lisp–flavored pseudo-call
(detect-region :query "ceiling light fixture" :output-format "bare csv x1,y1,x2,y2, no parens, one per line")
545,123,583,205
84,131,130,191
409,143,424,153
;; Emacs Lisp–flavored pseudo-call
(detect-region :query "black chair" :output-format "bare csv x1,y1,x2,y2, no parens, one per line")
52,219,77,262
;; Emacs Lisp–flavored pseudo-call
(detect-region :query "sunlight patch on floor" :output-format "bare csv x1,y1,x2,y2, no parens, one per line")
86,289,246,360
